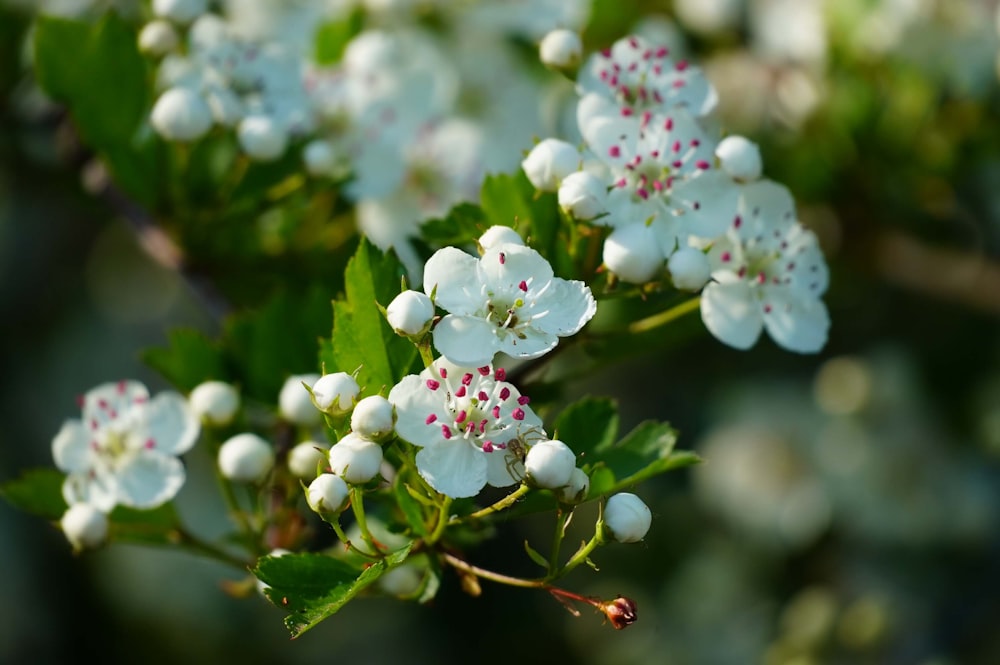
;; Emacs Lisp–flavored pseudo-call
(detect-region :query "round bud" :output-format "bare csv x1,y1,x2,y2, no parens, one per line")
303,139,337,176
312,372,360,414
602,224,664,284
287,440,330,479
557,467,591,504
386,290,435,337
524,439,576,490
478,225,524,251
237,115,288,161
521,138,580,192
328,433,383,484
715,135,762,182
205,86,244,127
604,492,652,543
668,246,711,291
138,20,179,56
539,29,583,71
218,433,275,483
279,374,322,427
60,503,109,551
188,380,240,427
306,473,350,516
350,395,395,441
378,563,423,597
152,0,207,24
151,87,213,142
558,171,608,221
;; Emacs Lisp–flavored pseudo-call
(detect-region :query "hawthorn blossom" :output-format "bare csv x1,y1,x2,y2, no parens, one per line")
52,380,200,512
423,243,596,367
388,359,546,498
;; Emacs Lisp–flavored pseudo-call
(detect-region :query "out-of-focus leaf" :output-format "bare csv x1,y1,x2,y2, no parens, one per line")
420,202,488,248
552,396,620,463
314,8,364,65
393,478,429,537
0,468,67,520
142,328,227,392
108,502,182,545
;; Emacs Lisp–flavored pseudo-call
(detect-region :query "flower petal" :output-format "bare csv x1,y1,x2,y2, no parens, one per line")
423,246,480,313
115,451,187,509
671,171,741,241
497,326,558,360
131,392,200,456
532,279,597,337
762,289,830,353
432,315,499,367
63,469,117,513
52,420,93,474
82,380,150,430
701,281,764,350
485,448,523,488
416,440,487,498
479,244,554,294
388,374,451,448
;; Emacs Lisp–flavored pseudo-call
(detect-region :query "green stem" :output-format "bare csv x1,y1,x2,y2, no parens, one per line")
463,483,530,521
174,528,252,570
330,519,382,560
349,487,381,554
416,340,435,368
425,497,452,545
548,508,569,575
627,295,701,334
440,552,545,589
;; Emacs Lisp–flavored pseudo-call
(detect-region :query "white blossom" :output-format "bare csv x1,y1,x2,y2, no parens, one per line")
558,170,608,221
478,225,525,252
327,433,384,484
138,20,179,57
557,467,591,504
312,372,360,414
350,396,396,442
150,87,213,142
386,290,435,337
287,441,330,480
668,246,711,291
602,223,664,284
218,432,274,483
539,29,583,71
237,115,288,161
521,138,581,192
604,492,652,543
524,439,576,489
60,503,109,551
188,380,240,427
307,474,349,516
279,374,322,427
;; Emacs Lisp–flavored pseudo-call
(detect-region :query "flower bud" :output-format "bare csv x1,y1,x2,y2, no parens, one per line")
478,225,525,252
521,138,580,192
312,372,360,414
138,20,179,56
604,492,652,543
328,433,383,484
600,596,638,630
350,395,395,441
188,380,240,427
238,115,288,161
539,29,583,71
205,86,243,127
524,439,576,490
558,171,608,221
287,440,330,479
153,0,207,24
151,87,213,142
279,374,322,427
557,467,591,504
716,135,762,182
307,473,350,515
602,224,664,284
668,246,711,291
60,503,109,551
378,563,423,597
386,290,435,337
218,433,275,483
303,139,337,176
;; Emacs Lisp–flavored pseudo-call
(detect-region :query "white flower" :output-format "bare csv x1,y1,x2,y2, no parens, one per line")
423,244,597,367
238,115,288,161
188,380,240,427
386,290,435,337
602,223,664,284
700,181,830,353
478,225,525,252
715,135,762,181
604,492,652,543
218,433,274,483
60,503,109,551
152,0,207,24
539,29,583,70
327,433,383,484
521,138,581,192
279,373,321,427
151,87,213,141
302,139,338,176
52,380,200,512
558,171,608,221
524,439,576,489
388,359,545,498
350,396,395,442
668,246,711,291
287,440,330,479
138,20,179,56
311,372,360,414
307,474,350,515
557,467,591,504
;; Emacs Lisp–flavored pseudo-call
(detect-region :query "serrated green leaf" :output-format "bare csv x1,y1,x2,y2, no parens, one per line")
142,328,227,392
313,8,364,65
420,202,488,247
0,468,67,520
523,539,549,569
591,420,679,480
553,396,619,462
393,479,429,537
257,545,413,638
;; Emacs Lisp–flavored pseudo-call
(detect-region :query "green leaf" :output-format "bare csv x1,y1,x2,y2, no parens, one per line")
584,421,702,498
393,478,429,537
553,396,619,462
0,468,67,520
257,545,413,638
523,539,549,569
142,328,227,392
313,8,364,65
420,202,488,248
108,502,181,545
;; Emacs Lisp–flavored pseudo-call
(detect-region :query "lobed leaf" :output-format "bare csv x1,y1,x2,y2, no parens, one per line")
0,468,67,520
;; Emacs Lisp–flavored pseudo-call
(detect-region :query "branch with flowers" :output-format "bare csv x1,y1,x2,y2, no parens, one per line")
0,1,831,639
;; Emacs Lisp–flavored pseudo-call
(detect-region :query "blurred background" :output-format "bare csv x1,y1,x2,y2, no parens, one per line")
2,1,1000,664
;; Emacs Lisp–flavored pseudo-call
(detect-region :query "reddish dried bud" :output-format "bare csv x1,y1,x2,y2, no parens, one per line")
601,596,638,630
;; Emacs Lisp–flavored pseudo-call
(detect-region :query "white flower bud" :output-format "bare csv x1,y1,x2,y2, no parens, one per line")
237,115,288,161
478,225,524,251
521,138,580,192
279,374,322,427
188,380,240,427
557,467,591,504
306,474,349,515
716,135,762,181
386,290,435,337
524,439,576,490
138,20,179,56
668,246,711,291
218,433,275,483
378,563,423,597
312,372,360,414
303,139,337,176
152,0,207,24
603,224,664,283
151,87,213,142
328,433,383,484
60,503,108,551
604,493,652,543
287,440,330,479
558,171,608,220
350,395,395,441
539,29,583,70
205,86,243,127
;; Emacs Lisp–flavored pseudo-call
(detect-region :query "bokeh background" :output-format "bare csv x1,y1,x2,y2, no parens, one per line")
2,1,1000,664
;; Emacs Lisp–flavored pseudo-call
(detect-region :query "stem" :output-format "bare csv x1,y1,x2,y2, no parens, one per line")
330,519,382,560
174,528,252,570
425,497,452,545
349,487,381,554
440,552,545,589
548,508,569,575
627,295,701,334
416,340,435,368
463,483,530,521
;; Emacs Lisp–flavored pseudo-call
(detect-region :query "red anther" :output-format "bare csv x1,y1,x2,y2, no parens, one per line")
499,387,510,400
426,379,440,390
695,160,710,170
482,441,494,453
512,408,525,421
609,145,621,158
455,385,467,398
425,414,438,425
462,373,473,386
517,395,530,406
477,366,490,376
495,368,506,381
455,411,467,424
519,280,528,292
499,252,506,265
492,406,501,419
441,425,453,439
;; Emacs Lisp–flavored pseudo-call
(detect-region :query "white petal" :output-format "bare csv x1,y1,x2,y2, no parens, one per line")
131,392,199,455
115,451,187,509
738,179,797,238
416,440,487,498
671,171,741,241
432,315,498,367
62,469,117,513
82,380,150,430
423,247,480,313
762,289,830,353
498,326,558,360
701,281,764,350
485,448,523,488
533,279,597,336
479,244,554,293
52,420,93,474
388,375,450,448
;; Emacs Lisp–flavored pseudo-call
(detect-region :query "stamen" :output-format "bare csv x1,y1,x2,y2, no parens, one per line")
517,395,531,405
495,368,506,381
441,425,453,439
426,379,440,391
425,414,437,425
512,408,525,421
